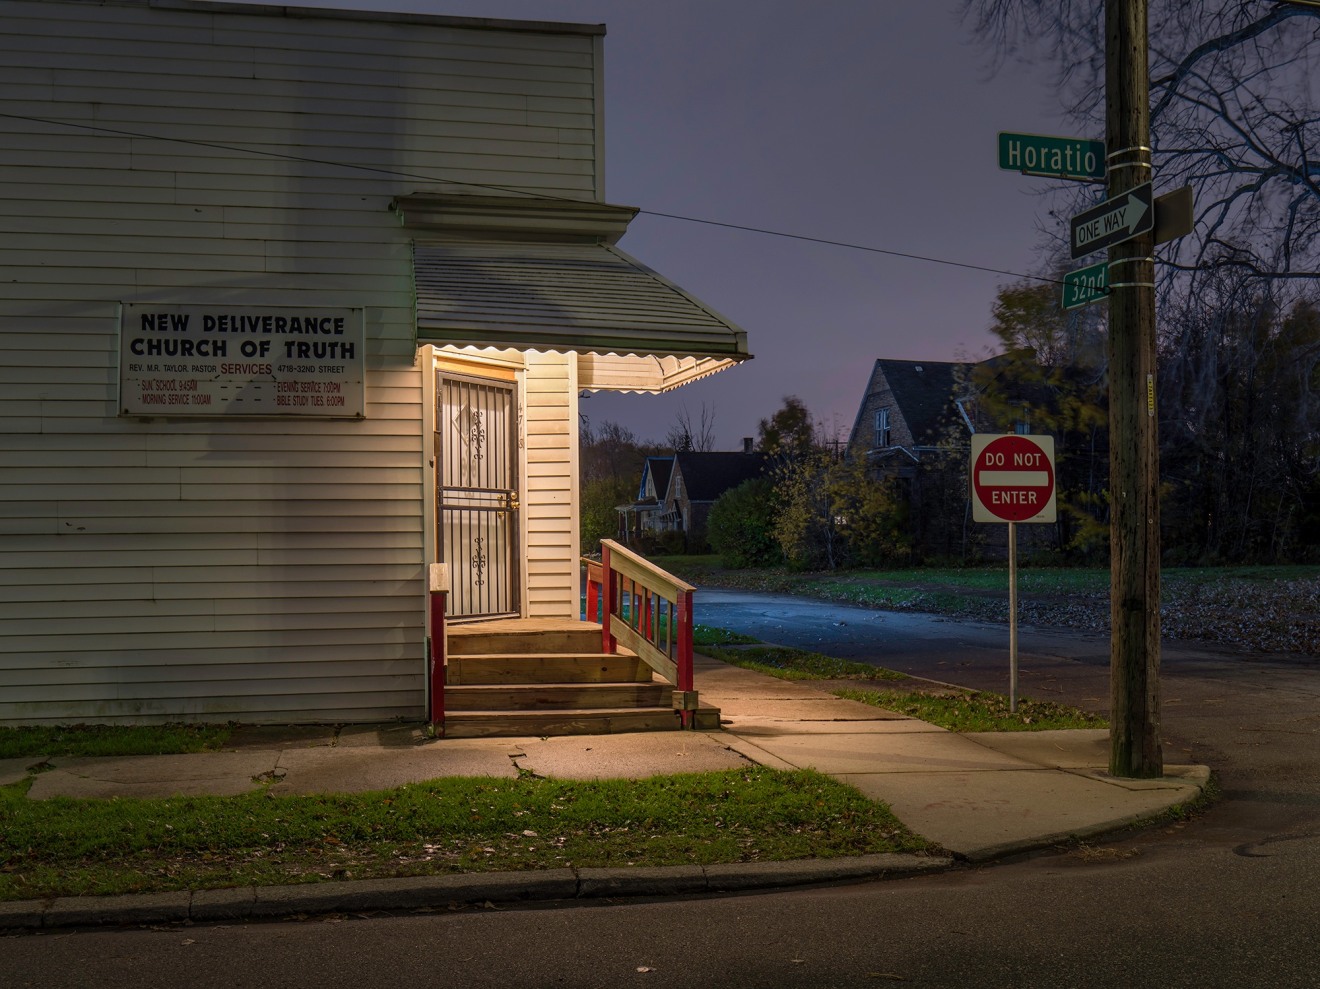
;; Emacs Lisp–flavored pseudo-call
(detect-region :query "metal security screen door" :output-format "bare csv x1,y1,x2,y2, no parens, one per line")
436,373,520,620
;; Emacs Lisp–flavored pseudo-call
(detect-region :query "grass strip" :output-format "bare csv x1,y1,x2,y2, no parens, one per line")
0,768,935,901
0,723,232,760
703,644,907,682
692,624,760,646
834,687,1107,732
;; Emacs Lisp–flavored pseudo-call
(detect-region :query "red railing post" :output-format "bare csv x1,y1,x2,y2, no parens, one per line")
584,558,601,622
428,563,448,736
676,588,694,728
601,542,617,655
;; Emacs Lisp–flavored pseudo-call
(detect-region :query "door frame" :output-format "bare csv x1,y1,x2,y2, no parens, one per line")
429,356,525,623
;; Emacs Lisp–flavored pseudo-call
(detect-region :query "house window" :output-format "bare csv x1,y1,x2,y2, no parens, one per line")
1014,420,1030,435
874,407,891,447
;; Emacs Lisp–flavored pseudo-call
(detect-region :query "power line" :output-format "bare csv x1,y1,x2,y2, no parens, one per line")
2,109,1065,286
635,208,1065,284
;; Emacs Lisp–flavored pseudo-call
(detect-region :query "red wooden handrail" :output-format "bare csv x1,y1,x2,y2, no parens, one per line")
582,540,698,727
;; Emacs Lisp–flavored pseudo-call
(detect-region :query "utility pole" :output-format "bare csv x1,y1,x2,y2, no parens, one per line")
1106,0,1163,777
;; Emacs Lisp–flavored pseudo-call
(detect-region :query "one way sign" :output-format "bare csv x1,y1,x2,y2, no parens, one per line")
1070,182,1153,259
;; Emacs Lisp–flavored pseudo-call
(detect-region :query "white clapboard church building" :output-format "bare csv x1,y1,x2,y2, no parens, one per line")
1,0,750,731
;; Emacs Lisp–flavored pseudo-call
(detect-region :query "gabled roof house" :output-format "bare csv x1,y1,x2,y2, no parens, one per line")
616,456,676,544
847,354,1065,560
847,359,976,463
662,450,769,548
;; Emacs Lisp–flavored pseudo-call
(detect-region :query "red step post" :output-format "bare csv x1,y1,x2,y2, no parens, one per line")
601,543,617,655
428,563,448,736
676,588,694,728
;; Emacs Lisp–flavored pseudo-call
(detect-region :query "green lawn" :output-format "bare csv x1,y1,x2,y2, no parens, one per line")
0,767,934,901
0,723,232,760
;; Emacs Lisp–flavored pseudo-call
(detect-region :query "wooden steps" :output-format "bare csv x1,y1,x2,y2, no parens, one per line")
447,653,652,685
440,708,683,739
442,619,695,739
446,682,670,711
446,620,605,656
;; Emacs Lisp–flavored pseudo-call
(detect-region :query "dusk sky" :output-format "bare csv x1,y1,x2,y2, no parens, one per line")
235,0,1084,447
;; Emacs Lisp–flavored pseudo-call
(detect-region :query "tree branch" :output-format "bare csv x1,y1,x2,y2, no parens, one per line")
1150,7,1311,120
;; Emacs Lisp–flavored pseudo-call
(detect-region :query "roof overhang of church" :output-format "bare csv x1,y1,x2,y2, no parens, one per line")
397,194,751,393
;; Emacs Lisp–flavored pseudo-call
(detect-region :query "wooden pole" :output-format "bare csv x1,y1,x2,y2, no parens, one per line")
1106,0,1163,777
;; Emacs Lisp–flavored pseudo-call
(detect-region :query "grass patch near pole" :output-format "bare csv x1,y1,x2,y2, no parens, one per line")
0,768,937,902
834,687,1107,732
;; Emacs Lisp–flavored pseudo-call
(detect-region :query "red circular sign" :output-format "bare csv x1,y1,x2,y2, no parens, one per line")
972,435,1056,522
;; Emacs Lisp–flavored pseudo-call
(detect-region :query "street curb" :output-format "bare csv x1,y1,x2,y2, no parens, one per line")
0,854,953,931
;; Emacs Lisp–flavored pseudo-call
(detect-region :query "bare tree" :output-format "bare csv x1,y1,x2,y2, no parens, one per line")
1159,281,1320,561
963,0,1320,562
665,403,717,452
578,418,666,552
580,418,646,485
964,0,1320,291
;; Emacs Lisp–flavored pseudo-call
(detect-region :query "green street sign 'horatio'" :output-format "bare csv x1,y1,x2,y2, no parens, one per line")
998,132,1106,181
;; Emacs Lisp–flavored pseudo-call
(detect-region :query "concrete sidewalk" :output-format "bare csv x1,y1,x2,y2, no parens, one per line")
696,659,1208,861
0,658,1208,930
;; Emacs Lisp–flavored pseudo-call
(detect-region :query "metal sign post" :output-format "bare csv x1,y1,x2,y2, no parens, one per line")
970,434,1057,712
1009,522,1018,712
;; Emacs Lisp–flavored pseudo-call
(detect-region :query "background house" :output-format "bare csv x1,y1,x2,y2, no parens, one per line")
659,449,769,552
616,455,675,546
848,359,975,465
617,448,768,552
846,360,972,558
848,356,1061,560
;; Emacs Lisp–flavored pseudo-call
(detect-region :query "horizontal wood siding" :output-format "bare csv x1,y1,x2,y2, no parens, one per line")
522,353,579,618
0,0,600,724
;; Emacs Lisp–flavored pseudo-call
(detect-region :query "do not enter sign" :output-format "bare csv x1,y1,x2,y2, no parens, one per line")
970,434,1057,523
